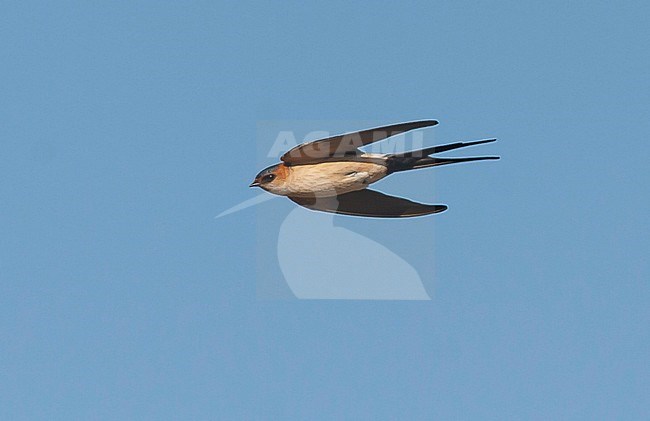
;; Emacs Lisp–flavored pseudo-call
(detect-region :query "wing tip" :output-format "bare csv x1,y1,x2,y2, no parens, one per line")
422,119,439,127
393,203,448,217
421,204,448,216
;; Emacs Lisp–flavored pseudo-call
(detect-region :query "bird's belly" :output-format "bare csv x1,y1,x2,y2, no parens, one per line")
285,162,388,197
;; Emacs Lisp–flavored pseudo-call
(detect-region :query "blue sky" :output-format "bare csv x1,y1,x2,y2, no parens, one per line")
2,1,649,419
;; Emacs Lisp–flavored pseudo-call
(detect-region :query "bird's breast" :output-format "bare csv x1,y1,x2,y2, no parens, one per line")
282,161,388,197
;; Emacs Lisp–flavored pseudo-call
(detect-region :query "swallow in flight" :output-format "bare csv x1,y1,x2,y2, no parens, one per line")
250,120,498,217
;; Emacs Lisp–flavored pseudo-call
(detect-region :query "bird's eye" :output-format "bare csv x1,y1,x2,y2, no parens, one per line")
262,174,275,182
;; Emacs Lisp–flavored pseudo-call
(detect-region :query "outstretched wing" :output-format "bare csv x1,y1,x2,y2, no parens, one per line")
289,189,447,218
281,120,438,166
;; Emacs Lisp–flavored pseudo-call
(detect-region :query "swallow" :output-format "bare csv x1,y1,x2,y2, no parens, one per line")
250,120,499,217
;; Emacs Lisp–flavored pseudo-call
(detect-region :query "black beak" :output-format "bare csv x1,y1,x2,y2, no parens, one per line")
249,181,260,187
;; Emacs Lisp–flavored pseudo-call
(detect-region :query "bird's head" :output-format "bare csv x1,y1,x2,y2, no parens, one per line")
250,163,287,194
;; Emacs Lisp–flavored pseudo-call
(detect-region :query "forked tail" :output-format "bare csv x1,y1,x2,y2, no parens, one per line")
386,138,499,173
